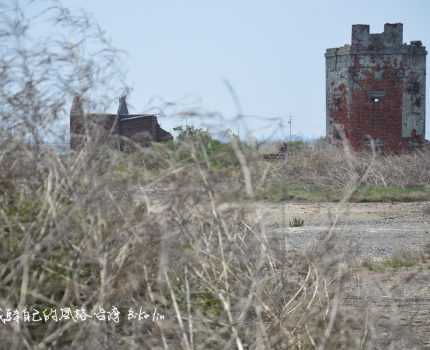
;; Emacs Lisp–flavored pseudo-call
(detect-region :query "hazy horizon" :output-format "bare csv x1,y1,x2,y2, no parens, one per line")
65,0,429,141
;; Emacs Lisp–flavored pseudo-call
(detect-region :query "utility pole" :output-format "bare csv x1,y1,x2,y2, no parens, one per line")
288,115,292,139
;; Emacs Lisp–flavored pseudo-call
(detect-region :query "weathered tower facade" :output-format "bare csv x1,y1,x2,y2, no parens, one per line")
326,23,426,152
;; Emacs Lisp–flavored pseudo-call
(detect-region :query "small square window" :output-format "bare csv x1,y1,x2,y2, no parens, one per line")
368,90,385,104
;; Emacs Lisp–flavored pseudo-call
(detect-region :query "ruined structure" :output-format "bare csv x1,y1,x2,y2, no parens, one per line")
70,96,173,150
263,143,288,161
326,23,427,152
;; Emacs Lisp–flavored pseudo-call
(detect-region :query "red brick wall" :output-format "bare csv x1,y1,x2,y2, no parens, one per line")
348,62,404,152
326,24,426,153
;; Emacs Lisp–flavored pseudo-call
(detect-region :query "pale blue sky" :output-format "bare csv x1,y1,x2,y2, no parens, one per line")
68,0,429,140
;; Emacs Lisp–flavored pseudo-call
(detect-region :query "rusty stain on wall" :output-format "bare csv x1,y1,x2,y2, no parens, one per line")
326,23,427,152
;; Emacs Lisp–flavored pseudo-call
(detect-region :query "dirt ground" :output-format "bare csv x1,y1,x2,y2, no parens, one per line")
146,190,430,347
144,189,430,350
248,201,430,258
249,201,430,349
252,200,430,227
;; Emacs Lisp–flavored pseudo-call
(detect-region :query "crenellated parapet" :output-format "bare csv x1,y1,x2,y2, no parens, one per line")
325,23,427,153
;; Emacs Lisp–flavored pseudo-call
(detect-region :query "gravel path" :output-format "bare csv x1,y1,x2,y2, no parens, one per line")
251,201,430,259
271,222,430,259
254,201,430,348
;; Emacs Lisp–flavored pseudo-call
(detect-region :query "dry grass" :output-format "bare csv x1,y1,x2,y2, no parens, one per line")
1,133,427,349
258,142,430,203
1,1,429,348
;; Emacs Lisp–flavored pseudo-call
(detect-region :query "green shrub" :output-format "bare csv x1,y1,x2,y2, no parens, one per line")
362,251,425,272
171,125,240,170
351,185,430,202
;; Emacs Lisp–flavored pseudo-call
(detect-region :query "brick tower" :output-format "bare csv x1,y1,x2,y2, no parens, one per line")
326,23,427,152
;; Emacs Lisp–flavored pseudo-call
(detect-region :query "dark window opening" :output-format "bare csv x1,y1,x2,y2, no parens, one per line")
368,91,385,104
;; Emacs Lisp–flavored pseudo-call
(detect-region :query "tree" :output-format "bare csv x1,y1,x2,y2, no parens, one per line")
174,125,212,144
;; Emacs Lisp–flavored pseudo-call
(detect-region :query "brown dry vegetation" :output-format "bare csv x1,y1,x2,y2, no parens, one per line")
258,143,430,203
1,1,430,349
1,132,429,349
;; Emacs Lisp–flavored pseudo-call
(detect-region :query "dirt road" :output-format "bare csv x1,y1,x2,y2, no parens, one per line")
251,201,430,259
252,201,430,348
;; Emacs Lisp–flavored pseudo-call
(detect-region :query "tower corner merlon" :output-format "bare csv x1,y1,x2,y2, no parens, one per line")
383,23,403,48
351,24,370,49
